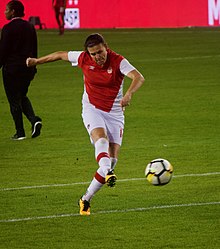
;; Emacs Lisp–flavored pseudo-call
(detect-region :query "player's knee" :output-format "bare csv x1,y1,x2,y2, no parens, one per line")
91,128,108,143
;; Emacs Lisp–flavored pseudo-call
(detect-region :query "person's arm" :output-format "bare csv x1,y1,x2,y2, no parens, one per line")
120,69,145,108
0,34,5,69
0,26,10,69
64,0,67,8
26,51,69,67
32,27,38,58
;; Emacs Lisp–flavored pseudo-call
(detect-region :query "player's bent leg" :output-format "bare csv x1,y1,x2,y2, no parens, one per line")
79,125,119,215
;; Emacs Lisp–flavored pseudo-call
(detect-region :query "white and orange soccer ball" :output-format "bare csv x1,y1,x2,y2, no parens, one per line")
145,158,173,186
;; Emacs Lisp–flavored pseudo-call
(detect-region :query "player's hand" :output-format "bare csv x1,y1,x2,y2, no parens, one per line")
60,7,65,13
120,93,131,110
26,57,37,67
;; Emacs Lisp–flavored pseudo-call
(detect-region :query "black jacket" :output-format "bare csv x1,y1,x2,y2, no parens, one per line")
0,18,37,75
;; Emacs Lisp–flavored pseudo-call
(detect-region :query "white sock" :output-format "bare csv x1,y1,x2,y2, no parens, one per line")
95,138,111,176
82,138,111,202
110,157,118,171
82,177,103,202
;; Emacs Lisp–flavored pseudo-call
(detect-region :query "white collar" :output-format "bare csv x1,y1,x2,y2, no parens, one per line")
11,17,22,21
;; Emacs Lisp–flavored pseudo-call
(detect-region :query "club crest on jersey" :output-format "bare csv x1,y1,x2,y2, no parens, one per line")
107,67,112,74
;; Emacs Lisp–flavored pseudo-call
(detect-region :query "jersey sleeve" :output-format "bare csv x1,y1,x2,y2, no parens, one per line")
119,58,136,76
68,51,83,66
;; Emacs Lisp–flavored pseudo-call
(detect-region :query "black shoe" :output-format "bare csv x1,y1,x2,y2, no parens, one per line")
11,133,26,141
105,170,117,187
32,118,42,138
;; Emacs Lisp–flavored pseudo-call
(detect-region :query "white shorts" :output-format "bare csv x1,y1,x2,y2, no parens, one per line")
82,105,124,145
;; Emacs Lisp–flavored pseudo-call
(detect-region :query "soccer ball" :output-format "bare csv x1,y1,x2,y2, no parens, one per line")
145,158,173,186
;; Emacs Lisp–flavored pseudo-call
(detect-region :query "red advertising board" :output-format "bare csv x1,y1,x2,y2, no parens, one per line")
0,0,220,29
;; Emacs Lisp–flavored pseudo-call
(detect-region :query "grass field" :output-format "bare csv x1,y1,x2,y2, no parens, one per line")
0,28,220,248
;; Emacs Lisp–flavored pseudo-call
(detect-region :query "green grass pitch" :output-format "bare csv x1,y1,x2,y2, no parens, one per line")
0,28,220,248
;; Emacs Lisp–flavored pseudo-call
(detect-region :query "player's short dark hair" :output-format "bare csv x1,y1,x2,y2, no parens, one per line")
7,0,25,17
84,33,107,51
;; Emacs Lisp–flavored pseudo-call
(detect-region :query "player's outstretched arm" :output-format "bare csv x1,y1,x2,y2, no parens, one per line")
120,69,145,107
26,51,69,67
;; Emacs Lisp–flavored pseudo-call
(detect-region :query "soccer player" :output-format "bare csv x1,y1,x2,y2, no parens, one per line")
0,0,42,140
26,33,145,215
52,0,67,35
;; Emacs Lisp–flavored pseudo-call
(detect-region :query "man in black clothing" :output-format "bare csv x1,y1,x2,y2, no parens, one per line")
0,0,42,140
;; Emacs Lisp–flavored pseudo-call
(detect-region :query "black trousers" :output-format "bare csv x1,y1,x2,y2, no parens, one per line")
2,66,38,136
